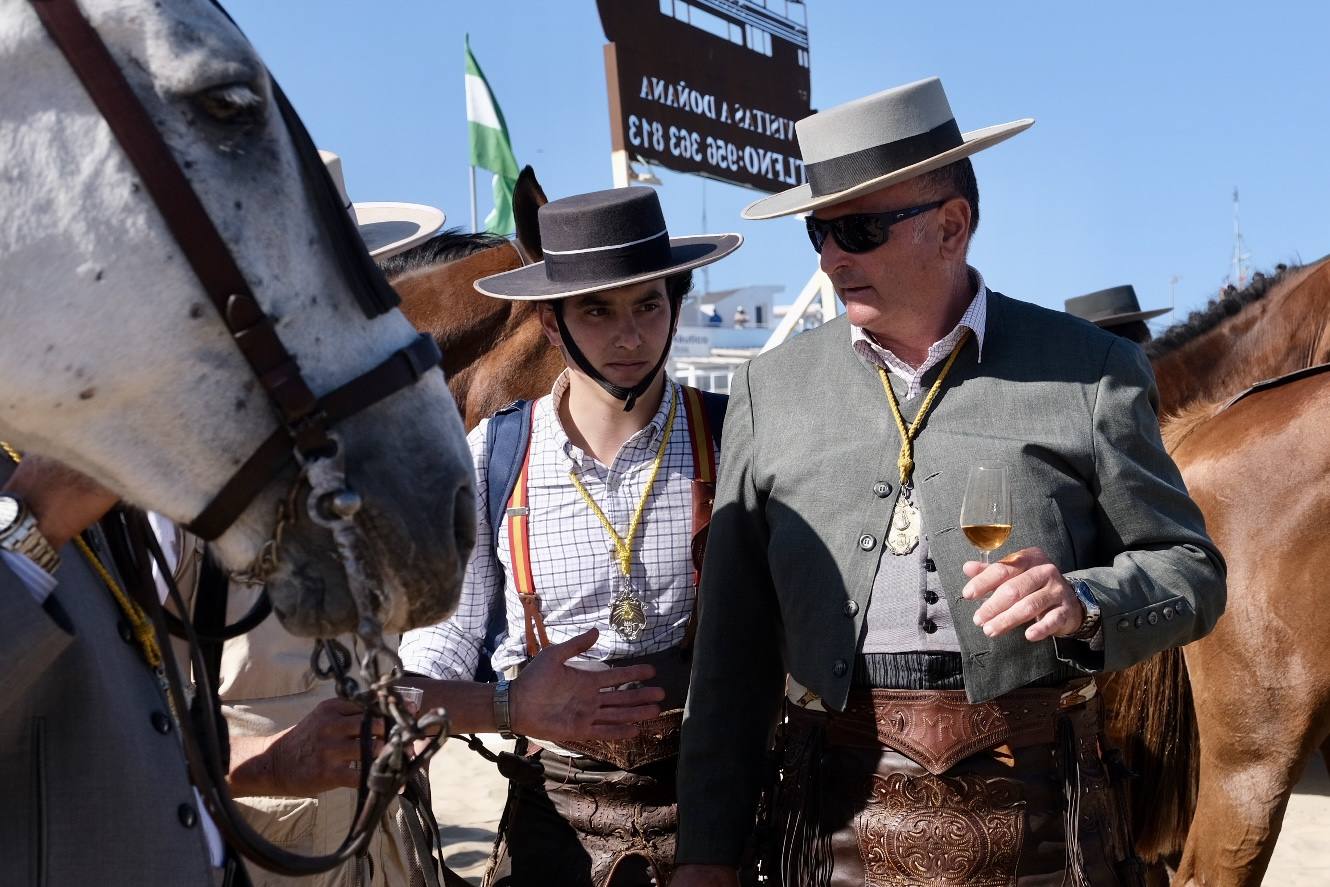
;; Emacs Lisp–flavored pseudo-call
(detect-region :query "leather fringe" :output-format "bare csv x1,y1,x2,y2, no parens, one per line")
1057,714,1091,887
778,722,833,887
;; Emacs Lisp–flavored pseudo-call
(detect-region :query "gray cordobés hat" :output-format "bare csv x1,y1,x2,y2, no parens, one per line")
743,77,1033,220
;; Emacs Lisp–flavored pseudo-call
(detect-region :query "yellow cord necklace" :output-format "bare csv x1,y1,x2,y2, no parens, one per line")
567,386,678,641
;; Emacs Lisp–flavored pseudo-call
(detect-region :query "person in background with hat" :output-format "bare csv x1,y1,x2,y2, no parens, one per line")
673,77,1225,887
1066,284,1170,344
398,187,741,886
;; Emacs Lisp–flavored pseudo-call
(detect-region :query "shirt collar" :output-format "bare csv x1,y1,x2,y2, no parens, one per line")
547,370,677,467
850,267,989,368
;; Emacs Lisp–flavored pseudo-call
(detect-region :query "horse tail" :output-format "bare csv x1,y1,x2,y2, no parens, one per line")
1100,646,1199,862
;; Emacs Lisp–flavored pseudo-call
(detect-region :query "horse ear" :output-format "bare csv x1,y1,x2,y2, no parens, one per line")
513,165,546,261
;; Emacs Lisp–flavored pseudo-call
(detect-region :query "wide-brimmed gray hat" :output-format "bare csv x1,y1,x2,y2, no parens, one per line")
475,187,741,300
743,77,1034,220
319,150,446,260
1065,285,1170,326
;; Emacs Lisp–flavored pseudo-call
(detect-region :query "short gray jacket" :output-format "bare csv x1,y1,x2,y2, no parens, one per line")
676,292,1226,865
0,479,214,885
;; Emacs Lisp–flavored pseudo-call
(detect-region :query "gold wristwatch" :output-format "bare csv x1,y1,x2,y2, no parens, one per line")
0,494,61,575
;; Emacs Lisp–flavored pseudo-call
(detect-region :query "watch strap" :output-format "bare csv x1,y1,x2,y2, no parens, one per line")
0,502,61,575
1066,577,1101,640
493,677,515,739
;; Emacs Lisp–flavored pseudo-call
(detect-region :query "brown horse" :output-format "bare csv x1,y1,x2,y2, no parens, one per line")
1162,371,1330,886
388,166,563,429
1102,256,1330,886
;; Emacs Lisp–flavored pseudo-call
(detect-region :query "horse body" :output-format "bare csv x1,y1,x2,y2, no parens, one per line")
0,0,473,631
1101,258,1330,886
391,240,563,429
1163,373,1330,886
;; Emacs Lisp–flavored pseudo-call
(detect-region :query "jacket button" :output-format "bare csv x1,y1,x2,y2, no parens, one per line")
1134,615,1144,628
922,619,938,634
1117,618,1130,631
858,534,876,551
924,558,937,572
843,600,859,617
178,804,198,829
1163,606,1175,620
151,711,173,735
117,620,134,644
873,481,893,498
1148,611,1160,625
832,659,848,677
923,590,939,605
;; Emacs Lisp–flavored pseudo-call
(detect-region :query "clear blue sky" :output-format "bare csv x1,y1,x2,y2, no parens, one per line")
227,0,1329,326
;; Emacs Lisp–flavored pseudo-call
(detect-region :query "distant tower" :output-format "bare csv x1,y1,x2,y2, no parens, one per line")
1230,188,1250,288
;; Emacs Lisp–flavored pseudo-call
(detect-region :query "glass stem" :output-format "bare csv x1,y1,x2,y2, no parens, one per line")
981,550,990,566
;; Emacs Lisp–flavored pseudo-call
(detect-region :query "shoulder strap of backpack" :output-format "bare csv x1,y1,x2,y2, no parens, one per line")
476,400,534,681
484,401,533,547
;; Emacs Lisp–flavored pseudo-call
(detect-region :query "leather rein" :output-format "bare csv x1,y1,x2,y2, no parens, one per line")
27,0,449,876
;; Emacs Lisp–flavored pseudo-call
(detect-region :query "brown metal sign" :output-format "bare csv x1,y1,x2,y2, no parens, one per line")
599,0,812,194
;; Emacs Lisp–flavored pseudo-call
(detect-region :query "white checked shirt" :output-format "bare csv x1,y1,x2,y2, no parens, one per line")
400,373,706,680
852,268,989,396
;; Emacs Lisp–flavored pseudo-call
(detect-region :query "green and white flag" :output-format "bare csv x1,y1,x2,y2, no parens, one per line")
465,35,519,235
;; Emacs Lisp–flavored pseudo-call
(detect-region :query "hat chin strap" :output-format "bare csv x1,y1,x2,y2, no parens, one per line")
553,298,678,412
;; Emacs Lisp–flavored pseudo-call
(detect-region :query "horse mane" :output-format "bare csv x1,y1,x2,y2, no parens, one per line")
1100,648,1199,863
379,228,509,281
1145,263,1298,359
1161,398,1223,452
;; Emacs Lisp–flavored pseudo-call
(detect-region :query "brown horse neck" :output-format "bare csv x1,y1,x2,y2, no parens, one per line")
1150,259,1330,415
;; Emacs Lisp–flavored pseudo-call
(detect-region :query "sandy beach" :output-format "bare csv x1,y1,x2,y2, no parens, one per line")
430,741,1329,885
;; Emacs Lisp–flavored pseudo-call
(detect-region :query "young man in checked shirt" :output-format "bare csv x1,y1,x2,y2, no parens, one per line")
399,188,742,887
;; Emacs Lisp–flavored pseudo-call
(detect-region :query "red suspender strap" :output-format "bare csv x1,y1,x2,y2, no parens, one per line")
505,415,550,657
681,386,717,483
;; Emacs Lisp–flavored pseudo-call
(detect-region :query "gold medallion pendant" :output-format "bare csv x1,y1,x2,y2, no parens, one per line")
887,492,922,556
609,576,648,642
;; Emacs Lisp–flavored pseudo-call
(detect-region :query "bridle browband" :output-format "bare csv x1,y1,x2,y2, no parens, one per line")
26,0,451,876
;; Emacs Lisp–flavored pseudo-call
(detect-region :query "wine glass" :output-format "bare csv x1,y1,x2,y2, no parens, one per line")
960,464,1011,565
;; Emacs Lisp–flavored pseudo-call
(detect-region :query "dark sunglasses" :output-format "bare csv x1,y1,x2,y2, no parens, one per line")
805,200,947,254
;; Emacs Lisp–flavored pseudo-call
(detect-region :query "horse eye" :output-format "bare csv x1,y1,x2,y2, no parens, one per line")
194,83,264,125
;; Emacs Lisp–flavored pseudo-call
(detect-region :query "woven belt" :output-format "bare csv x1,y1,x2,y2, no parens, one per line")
787,681,1096,775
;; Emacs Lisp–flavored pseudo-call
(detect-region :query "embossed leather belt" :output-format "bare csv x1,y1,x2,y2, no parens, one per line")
547,709,684,772
788,682,1095,775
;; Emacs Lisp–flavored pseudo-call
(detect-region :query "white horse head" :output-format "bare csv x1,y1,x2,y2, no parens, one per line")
0,0,475,634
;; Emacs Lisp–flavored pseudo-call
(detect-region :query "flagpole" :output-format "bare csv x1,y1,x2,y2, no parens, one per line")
469,165,478,233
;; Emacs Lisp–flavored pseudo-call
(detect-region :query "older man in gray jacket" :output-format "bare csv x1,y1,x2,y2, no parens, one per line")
674,78,1225,887
0,450,217,885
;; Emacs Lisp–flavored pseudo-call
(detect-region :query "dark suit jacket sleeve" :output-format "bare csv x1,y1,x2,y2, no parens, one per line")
1056,338,1227,672
0,564,75,716
676,361,785,866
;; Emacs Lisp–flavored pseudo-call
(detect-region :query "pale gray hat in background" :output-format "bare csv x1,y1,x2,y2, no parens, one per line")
319,150,446,260
743,77,1033,220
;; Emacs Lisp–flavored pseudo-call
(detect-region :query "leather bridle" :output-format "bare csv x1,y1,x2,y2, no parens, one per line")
26,0,451,876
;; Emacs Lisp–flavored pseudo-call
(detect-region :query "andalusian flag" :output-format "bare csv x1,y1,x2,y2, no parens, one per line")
465,36,519,235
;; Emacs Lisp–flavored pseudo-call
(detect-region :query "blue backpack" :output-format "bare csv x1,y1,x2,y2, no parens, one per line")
474,390,727,680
